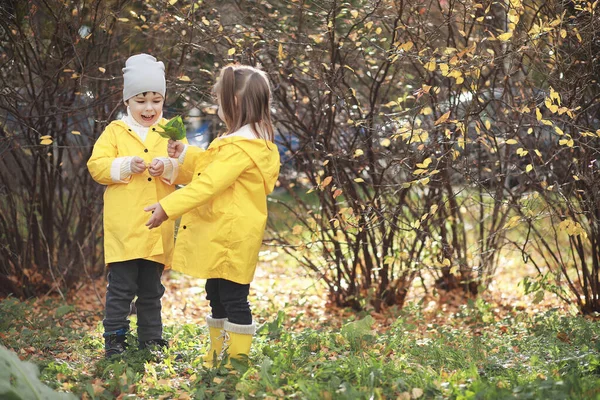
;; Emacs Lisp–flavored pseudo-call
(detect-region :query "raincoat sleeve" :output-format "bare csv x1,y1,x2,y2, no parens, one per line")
160,144,252,220
87,127,121,186
173,145,205,185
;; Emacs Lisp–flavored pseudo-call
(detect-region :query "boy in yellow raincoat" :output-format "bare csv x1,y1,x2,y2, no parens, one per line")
87,54,190,358
145,64,280,366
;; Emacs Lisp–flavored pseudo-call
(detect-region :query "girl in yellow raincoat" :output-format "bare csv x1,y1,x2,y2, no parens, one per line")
87,54,191,358
145,64,280,366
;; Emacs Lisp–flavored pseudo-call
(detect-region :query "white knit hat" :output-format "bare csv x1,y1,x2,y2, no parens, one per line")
122,54,166,101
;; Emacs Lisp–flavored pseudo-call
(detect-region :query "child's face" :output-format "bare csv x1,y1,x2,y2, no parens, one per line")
127,92,164,127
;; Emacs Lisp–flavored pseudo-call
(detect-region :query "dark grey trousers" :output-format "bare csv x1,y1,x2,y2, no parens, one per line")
205,278,252,325
103,259,165,342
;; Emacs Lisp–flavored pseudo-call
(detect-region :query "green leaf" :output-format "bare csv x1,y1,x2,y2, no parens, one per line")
157,115,186,140
259,356,275,388
0,345,77,399
55,305,74,319
533,290,545,304
341,315,374,341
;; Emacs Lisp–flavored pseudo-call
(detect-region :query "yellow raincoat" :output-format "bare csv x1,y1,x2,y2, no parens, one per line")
160,136,280,284
87,120,193,266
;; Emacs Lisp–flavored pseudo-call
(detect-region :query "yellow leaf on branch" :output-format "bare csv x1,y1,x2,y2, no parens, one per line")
516,148,528,157
421,107,433,116
550,87,561,104
416,157,432,168
321,176,333,188
439,63,449,76
435,111,451,125
424,58,436,72
558,219,588,238
400,41,413,51
559,138,574,147
545,98,559,113
504,215,521,229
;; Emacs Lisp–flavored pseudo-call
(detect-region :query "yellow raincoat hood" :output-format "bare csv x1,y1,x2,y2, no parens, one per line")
160,136,280,284
231,138,280,195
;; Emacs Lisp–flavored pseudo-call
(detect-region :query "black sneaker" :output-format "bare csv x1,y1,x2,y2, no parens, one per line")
139,338,169,350
104,333,127,359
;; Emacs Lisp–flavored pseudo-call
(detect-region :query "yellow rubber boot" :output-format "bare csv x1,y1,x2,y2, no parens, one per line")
223,321,256,366
202,316,227,367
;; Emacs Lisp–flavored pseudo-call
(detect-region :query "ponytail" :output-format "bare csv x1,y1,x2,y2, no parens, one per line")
220,66,237,130
246,72,274,142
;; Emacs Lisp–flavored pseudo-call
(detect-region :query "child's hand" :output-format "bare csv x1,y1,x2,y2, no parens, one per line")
148,159,164,177
168,140,185,158
130,156,147,174
144,203,168,229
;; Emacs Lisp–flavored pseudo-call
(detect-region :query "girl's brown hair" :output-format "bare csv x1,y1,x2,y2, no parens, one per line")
213,64,274,141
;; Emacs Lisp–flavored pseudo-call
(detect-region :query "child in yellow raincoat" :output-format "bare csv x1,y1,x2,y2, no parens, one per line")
87,54,190,358
145,64,280,366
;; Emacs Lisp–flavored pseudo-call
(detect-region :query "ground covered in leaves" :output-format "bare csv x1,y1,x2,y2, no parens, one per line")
2,251,600,399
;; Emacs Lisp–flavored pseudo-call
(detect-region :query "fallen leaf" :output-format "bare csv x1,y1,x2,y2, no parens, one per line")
412,387,424,398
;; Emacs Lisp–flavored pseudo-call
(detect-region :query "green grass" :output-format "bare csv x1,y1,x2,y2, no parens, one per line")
2,296,600,399
267,187,320,232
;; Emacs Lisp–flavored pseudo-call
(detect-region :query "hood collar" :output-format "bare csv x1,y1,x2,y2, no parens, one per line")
208,138,280,194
